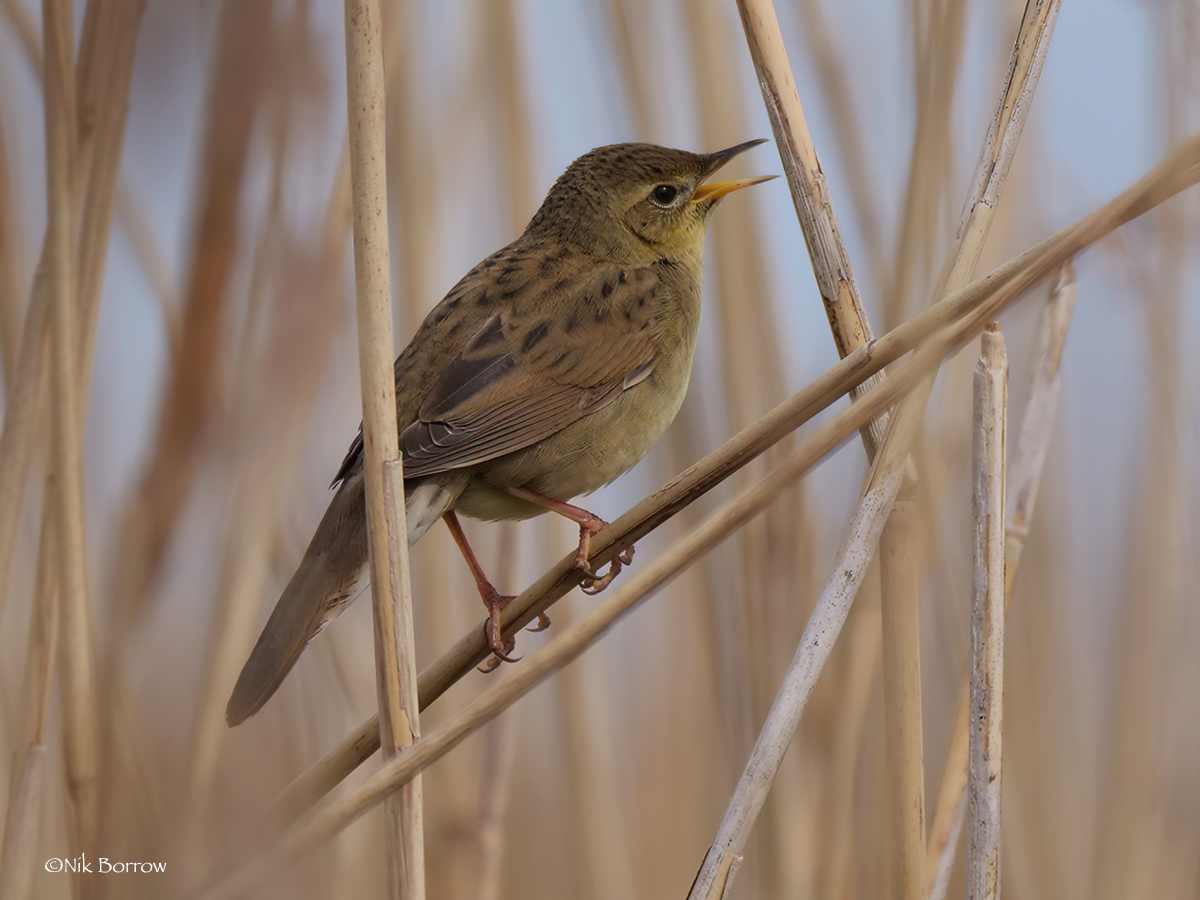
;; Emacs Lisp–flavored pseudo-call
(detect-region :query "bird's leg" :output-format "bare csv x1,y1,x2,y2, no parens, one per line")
506,486,634,594
443,511,521,663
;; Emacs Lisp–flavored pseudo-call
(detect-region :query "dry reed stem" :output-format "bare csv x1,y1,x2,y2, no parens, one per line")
966,324,1007,900
0,0,37,70
952,1,1062,272
41,0,101,868
266,135,1200,823
925,262,1078,898
689,0,786,431
880,488,926,899
0,1,142,878
0,250,51,629
184,44,307,815
474,710,518,900
735,0,887,456
183,273,346,823
186,130,352,824
686,172,1018,898
0,0,177,358
736,6,931,890
1092,11,1196,893
1005,264,1076,586
731,14,916,886
794,0,889,295
111,0,270,629
345,0,424,894
72,0,145,406
817,587,882,900
878,487,925,900
1,0,142,883
730,15,923,886
0,514,59,900
0,0,141,619
918,3,1061,891
114,185,181,349
687,466,907,900
884,0,967,330
198,290,998,900
0,745,46,900
686,17,810,877
870,1,968,889
0,118,18,386
912,7,1059,891
0,0,147,639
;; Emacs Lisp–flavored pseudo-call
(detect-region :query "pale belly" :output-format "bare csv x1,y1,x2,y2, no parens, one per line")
450,356,694,522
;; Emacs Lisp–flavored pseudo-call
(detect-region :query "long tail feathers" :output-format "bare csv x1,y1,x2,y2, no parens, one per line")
225,472,465,726
225,476,368,726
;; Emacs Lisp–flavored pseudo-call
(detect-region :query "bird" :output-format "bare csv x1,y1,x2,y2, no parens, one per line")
226,139,773,726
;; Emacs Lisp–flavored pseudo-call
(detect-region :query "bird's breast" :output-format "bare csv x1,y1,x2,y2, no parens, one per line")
452,299,701,521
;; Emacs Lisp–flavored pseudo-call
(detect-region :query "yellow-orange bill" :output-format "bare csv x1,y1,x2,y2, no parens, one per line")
691,174,777,203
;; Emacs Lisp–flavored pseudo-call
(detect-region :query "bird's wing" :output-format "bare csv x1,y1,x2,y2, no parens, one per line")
399,265,663,479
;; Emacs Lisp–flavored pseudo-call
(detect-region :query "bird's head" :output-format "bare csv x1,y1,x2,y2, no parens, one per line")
526,140,774,266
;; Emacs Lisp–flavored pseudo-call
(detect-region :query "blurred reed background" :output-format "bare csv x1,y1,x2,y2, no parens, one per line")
0,0,1197,898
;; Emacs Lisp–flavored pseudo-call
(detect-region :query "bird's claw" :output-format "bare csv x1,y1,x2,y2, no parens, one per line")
580,554,623,594
480,626,521,671
527,612,551,633
478,588,522,670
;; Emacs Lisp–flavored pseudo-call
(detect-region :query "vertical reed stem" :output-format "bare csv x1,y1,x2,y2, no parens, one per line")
966,324,1007,900
344,0,424,895
43,0,98,869
880,488,926,899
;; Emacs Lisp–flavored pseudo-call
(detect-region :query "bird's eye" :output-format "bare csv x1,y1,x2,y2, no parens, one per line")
651,184,679,206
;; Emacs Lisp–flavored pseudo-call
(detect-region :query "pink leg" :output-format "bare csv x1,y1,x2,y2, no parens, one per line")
444,511,520,662
506,486,635,593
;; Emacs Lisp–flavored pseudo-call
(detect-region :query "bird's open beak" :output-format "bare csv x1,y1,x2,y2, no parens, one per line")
692,138,776,204
691,174,777,203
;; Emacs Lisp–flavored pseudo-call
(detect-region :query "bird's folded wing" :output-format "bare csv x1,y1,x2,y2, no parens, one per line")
400,265,662,479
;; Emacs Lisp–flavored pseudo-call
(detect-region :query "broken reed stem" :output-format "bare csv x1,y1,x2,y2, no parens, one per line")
344,0,424,895
880,487,926,899
925,263,1077,897
198,286,989,900
1004,264,1077,581
265,134,1200,823
966,324,1007,900
42,0,100,866
921,2,1062,892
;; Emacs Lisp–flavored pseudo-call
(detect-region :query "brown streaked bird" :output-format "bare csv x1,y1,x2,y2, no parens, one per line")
226,140,773,726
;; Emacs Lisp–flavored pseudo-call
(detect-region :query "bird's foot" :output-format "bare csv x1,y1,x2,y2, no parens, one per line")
478,583,520,669
501,485,635,593
571,513,620,593
580,543,635,595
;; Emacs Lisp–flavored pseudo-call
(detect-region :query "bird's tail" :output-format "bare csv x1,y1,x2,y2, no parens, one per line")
225,472,462,726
